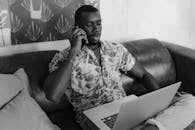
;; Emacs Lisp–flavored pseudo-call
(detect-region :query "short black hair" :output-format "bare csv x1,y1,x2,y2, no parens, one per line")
74,5,99,26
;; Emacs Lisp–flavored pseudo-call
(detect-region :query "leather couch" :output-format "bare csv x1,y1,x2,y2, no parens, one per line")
0,39,195,130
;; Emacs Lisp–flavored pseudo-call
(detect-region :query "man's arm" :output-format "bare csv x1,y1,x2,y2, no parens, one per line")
43,48,77,103
125,61,160,92
43,27,87,103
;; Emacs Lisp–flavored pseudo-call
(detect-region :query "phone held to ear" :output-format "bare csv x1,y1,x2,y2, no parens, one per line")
82,38,89,45
73,25,89,45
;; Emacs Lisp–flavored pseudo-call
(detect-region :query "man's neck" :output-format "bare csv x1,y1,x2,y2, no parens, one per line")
87,41,101,51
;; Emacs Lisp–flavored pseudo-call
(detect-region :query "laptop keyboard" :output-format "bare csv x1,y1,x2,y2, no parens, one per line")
101,113,118,129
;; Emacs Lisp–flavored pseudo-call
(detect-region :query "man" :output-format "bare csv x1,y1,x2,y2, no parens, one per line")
44,5,195,130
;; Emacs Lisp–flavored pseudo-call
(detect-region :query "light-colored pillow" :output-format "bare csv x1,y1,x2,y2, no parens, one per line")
0,68,31,108
0,90,60,130
14,68,32,94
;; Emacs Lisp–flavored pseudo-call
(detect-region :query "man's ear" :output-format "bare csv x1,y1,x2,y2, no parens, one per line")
74,23,78,27
75,22,83,28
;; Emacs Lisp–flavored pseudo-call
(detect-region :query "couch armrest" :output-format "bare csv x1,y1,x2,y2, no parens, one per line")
162,41,195,94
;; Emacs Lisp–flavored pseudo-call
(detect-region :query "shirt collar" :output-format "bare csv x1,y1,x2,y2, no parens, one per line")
82,41,103,52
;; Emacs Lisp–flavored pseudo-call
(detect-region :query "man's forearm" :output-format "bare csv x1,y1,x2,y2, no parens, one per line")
44,48,77,103
142,72,160,92
125,61,160,93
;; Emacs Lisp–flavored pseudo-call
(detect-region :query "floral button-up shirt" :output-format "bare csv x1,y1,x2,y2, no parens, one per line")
49,41,135,112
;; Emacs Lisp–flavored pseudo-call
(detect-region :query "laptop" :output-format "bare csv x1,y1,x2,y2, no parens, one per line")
83,82,181,130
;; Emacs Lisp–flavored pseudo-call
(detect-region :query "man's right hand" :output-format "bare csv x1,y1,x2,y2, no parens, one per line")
70,26,88,52
140,124,159,130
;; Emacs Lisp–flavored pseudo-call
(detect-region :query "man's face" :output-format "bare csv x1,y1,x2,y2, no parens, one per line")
80,11,102,44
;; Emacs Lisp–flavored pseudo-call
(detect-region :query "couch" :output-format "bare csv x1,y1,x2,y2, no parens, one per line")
0,38,195,130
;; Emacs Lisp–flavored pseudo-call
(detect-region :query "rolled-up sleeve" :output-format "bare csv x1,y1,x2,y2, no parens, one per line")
49,47,70,73
120,45,136,73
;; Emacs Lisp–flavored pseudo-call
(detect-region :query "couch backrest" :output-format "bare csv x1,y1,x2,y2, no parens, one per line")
0,38,176,111
0,51,58,88
121,39,176,95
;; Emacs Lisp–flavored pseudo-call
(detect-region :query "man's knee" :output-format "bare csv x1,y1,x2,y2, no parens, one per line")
176,93,195,109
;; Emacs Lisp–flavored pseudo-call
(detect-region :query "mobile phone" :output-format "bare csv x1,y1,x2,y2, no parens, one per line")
73,25,89,45
82,38,88,45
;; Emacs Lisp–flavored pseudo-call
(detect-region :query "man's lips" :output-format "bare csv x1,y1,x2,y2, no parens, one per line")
90,32,101,37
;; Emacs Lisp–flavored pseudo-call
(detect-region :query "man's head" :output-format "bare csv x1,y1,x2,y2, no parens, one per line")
74,5,102,44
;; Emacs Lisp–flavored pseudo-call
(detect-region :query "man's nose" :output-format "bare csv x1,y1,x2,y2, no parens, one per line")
93,23,100,31
93,24,98,30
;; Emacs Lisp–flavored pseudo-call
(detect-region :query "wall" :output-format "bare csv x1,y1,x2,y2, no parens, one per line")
8,0,99,45
9,0,83,45
0,0,11,46
100,0,195,49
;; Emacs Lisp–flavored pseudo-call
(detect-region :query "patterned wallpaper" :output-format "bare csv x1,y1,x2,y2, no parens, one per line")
0,0,11,46
9,0,99,45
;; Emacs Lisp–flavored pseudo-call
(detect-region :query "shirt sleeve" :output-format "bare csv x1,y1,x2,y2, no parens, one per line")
49,47,71,73
119,45,136,72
